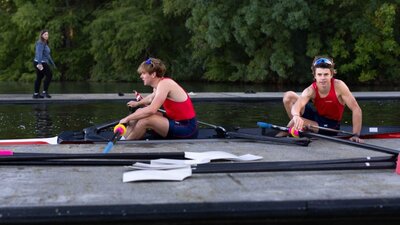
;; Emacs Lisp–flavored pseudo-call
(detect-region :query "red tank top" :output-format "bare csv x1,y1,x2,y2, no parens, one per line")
162,78,196,121
312,78,345,121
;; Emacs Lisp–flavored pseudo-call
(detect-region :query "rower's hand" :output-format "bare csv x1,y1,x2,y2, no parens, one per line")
292,115,304,131
349,135,364,143
120,117,128,124
127,100,139,108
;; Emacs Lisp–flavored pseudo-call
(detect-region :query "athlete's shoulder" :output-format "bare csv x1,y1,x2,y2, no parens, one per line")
301,85,315,99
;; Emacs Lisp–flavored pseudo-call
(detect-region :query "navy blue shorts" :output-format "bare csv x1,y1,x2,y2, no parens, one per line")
302,103,340,135
167,117,198,139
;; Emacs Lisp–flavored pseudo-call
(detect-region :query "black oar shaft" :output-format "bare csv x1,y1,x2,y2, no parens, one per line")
303,132,400,155
0,152,186,162
192,161,396,173
308,125,354,135
0,156,395,171
259,122,400,155
192,162,396,173
228,132,310,146
0,160,143,166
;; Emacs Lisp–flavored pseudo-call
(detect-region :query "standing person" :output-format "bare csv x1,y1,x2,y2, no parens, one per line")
281,56,363,143
120,58,198,140
33,29,56,98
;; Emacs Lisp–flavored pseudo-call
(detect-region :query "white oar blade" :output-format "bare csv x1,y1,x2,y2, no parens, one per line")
123,167,192,182
184,151,263,162
0,136,58,145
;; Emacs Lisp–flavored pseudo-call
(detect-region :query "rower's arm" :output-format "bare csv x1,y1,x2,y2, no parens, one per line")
137,92,155,107
290,86,314,131
120,81,169,123
338,82,362,136
291,86,313,117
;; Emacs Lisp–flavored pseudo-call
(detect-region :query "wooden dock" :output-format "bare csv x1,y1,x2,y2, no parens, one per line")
0,91,399,104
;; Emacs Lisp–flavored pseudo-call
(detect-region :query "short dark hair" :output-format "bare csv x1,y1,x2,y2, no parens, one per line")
311,56,336,76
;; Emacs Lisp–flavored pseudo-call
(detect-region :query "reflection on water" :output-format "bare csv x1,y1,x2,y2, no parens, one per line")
0,100,399,139
33,104,53,137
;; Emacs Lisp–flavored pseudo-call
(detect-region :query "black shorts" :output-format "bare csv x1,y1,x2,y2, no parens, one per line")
302,103,340,135
166,117,198,139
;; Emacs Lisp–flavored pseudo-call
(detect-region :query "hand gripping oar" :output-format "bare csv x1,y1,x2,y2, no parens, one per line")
257,122,400,155
103,124,127,153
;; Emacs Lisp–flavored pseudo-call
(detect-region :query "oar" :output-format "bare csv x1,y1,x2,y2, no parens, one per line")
124,160,396,182
196,120,227,138
307,125,355,136
103,124,127,153
227,131,310,146
257,122,400,155
0,160,144,166
184,114,311,146
0,151,186,162
0,156,395,168
191,161,396,174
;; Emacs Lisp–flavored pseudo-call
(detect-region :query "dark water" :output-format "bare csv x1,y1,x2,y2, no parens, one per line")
0,81,399,139
0,100,399,139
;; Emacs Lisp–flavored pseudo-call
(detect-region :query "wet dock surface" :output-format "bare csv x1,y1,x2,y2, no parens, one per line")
1,138,400,224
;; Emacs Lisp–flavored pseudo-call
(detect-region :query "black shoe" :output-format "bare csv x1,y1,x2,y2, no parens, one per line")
42,92,51,98
33,93,44,99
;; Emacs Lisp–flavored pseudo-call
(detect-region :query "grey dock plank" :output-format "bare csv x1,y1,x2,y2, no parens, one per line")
1,138,400,223
0,91,399,103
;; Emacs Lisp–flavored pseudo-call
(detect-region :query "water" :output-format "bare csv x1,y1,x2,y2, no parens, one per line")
0,81,399,139
0,100,399,139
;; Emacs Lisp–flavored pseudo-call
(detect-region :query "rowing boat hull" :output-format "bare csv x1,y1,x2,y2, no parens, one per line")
1,125,399,146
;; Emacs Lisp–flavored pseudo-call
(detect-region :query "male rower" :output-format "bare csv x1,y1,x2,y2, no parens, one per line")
119,57,198,140
281,56,363,143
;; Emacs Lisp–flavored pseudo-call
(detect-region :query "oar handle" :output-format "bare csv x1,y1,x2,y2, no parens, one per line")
103,124,127,154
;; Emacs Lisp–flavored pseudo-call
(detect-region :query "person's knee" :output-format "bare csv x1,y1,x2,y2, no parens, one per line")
283,91,297,105
135,117,152,129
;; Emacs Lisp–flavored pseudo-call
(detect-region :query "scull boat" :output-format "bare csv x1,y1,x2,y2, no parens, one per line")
0,119,400,146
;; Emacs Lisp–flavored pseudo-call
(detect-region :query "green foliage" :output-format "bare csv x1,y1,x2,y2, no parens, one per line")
0,0,399,85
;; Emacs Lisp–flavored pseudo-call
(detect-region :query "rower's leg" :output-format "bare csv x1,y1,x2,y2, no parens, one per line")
125,115,169,140
282,91,299,119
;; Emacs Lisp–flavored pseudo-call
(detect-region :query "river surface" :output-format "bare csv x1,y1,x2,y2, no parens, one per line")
0,100,399,139
0,81,399,139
